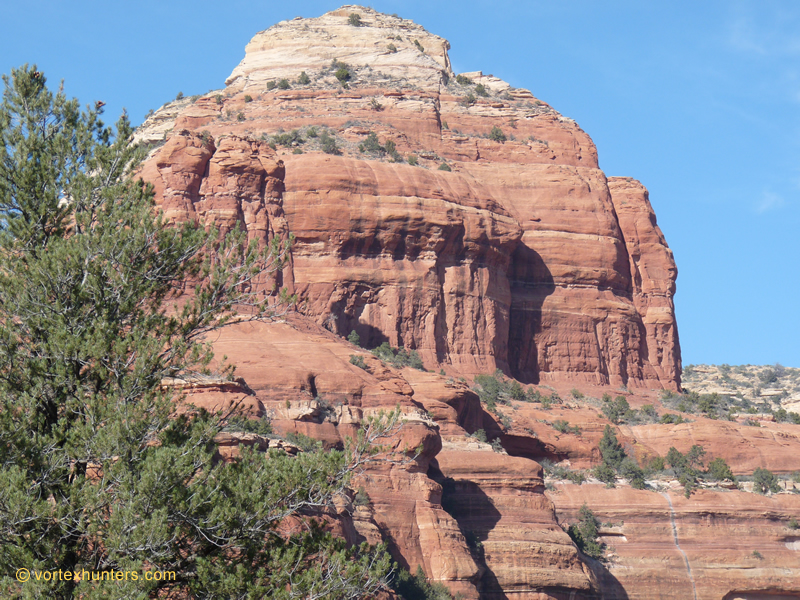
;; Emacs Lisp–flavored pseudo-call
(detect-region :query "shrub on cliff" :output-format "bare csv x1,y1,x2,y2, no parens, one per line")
489,126,506,142
371,342,425,371
706,457,736,482
392,566,455,600
348,13,363,27
753,467,781,495
0,65,393,598
319,130,341,155
567,504,604,559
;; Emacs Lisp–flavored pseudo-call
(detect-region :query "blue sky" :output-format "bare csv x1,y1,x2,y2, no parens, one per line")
2,1,799,368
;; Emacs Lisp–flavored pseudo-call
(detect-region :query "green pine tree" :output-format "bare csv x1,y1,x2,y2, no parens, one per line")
0,65,392,599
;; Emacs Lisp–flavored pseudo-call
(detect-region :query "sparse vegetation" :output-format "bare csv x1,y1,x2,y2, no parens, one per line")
438,162,451,171
383,139,402,162
350,354,368,369
244,94,253,103
272,129,305,147
347,330,361,347
370,98,383,111
298,71,311,85
278,78,290,90
413,39,425,53
460,93,476,107
455,74,472,85
215,94,223,104
489,126,506,142
372,342,425,370
475,83,489,97
470,429,487,443
387,43,398,53
567,504,604,559
319,130,341,155
407,155,418,166
552,420,581,435
223,414,273,436
753,467,780,495
266,80,277,90
391,566,456,600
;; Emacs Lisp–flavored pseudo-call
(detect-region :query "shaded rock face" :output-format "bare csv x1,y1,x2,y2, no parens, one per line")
138,5,681,391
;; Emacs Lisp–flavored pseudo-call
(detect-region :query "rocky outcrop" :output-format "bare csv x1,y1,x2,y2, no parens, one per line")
138,5,681,391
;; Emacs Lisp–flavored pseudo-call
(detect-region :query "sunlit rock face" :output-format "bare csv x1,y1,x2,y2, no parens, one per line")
138,4,680,391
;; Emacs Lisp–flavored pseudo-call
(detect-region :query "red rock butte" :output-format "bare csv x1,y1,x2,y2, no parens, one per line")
134,7,800,600
138,4,681,392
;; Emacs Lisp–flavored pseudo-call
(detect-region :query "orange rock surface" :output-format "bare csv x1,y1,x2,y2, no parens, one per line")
138,5,680,392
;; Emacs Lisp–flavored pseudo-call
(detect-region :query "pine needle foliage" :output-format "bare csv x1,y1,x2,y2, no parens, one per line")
0,65,392,599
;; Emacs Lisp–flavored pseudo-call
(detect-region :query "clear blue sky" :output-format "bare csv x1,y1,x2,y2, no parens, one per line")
3,0,798,368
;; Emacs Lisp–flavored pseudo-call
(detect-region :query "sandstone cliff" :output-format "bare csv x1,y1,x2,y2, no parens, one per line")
138,5,680,392
132,6,800,600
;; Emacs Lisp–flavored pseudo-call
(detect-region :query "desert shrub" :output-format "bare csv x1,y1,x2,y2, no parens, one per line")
383,139,402,162
570,388,584,399
413,39,425,53
348,13,363,27
272,129,304,146
470,429,487,443
598,425,626,468
370,98,383,111
283,431,322,452
552,420,581,435
354,487,370,506
602,395,633,424
387,43,398,53
335,67,351,84
706,457,736,482
788,517,799,530
643,456,665,475
475,83,489,97
392,566,455,600
438,162,451,171
455,74,472,85
347,330,361,347
488,126,506,142
277,79,290,90
753,467,780,495
473,370,530,411
640,404,658,419
223,414,273,436
349,355,368,369
407,155,418,166
319,131,340,155
593,462,617,486
292,148,303,154
666,445,705,497
371,342,425,370
306,126,318,138
460,93,476,107
298,71,311,85
359,131,385,155
244,94,253,103
567,505,604,559
175,91,184,100
618,457,646,489
266,80,277,90
214,94,223,104
236,112,245,121
491,438,504,452
660,413,684,424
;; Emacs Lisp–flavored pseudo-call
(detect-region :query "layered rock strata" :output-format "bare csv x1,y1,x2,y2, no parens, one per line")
138,4,681,391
